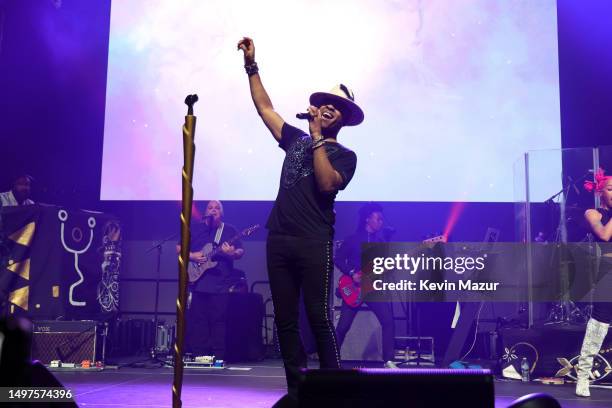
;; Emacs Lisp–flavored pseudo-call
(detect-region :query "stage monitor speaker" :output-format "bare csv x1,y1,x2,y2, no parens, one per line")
298,368,494,407
27,361,79,407
1,317,78,406
508,393,561,408
31,320,100,364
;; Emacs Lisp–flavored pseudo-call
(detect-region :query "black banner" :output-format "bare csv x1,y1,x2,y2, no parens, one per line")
0,204,120,319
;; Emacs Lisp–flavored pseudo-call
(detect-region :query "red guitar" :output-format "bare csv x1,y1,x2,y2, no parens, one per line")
337,235,447,307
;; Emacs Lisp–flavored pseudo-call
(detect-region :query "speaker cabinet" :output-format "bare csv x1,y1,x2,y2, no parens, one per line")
31,320,100,364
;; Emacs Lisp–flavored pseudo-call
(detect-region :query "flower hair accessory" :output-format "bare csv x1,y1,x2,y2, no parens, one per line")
584,168,612,193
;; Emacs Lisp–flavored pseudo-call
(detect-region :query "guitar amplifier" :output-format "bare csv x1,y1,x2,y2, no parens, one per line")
31,320,102,364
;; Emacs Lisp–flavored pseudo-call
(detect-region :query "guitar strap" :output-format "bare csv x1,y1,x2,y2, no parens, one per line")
213,222,225,246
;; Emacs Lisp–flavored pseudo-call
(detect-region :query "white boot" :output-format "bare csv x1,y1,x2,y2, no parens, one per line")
576,318,609,397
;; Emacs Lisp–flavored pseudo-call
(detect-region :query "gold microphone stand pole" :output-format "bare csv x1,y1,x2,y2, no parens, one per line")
173,94,198,408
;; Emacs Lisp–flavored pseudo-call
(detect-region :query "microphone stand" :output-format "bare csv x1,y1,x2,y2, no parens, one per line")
544,171,592,205
145,232,178,362
173,94,198,408
543,171,592,325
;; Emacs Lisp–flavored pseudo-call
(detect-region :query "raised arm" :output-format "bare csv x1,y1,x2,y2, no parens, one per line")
585,209,612,242
237,37,285,142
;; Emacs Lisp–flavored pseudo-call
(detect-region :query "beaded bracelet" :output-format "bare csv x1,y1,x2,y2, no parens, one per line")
244,61,259,76
312,139,326,150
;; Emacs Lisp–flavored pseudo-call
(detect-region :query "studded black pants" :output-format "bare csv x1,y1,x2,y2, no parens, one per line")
266,233,341,396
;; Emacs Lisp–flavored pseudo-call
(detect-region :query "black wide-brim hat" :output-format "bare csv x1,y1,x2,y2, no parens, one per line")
309,84,364,126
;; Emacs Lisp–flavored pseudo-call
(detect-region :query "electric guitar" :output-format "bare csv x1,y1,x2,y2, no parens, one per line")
187,224,259,283
337,235,447,307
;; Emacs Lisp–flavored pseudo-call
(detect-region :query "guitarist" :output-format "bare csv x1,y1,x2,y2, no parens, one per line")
176,200,244,358
334,202,397,368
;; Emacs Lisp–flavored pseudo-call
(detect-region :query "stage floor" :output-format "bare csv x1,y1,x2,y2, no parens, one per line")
54,360,612,408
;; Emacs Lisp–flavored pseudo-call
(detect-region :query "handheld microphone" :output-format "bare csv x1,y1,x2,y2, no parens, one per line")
296,112,311,120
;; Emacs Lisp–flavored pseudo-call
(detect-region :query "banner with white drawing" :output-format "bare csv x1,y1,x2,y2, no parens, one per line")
0,204,120,319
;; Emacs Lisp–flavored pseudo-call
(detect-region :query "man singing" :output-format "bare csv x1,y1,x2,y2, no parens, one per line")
238,37,363,402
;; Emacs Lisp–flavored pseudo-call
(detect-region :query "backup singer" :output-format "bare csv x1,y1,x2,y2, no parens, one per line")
238,36,362,402
576,169,612,397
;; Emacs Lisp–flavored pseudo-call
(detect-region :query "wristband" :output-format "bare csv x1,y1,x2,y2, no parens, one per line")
244,61,259,76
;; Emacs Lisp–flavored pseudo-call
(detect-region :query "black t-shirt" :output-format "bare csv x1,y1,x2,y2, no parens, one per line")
266,123,357,240
185,222,243,293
